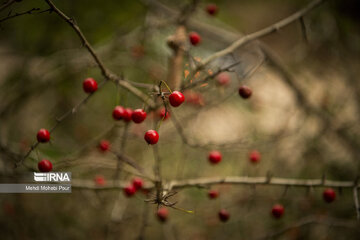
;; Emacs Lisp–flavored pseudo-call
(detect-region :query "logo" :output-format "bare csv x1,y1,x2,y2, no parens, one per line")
34,172,71,182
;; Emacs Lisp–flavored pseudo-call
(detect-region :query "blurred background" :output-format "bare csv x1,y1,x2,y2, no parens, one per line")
0,0,360,239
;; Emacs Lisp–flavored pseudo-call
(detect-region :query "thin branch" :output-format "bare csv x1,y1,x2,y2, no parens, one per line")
0,0,15,13
44,0,156,108
0,8,51,23
197,0,324,69
71,176,360,190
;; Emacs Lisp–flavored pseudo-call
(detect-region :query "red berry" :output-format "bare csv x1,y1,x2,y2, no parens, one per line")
158,108,170,120
94,175,106,186
249,150,261,164
271,204,284,219
184,90,204,106
36,128,50,143
189,32,201,46
132,109,147,123
38,159,53,172
98,140,110,152
144,130,159,145
206,3,218,16
208,151,222,164
123,184,136,197
238,85,252,99
112,106,125,120
157,207,169,222
132,177,144,190
169,91,185,107
216,72,231,86
123,108,133,122
83,78,98,93
208,190,219,199
218,209,230,222
323,188,336,203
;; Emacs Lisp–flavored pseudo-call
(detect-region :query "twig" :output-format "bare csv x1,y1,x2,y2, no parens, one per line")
0,8,51,23
71,176,360,190
0,0,15,13
44,0,156,108
197,0,324,70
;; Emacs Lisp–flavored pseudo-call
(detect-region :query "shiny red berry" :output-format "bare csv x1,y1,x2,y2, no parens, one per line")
37,128,50,143
132,177,144,190
169,91,185,107
98,140,110,152
323,188,336,203
238,85,252,99
144,130,159,145
132,109,147,123
158,108,170,120
208,190,219,199
271,204,284,219
83,78,98,93
218,209,230,222
123,108,133,122
38,159,52,172
208,151,222,164
112,106,125,120
216,72,231,86
249,150,261,164
124,184,136,197
189,32,201,46
157,207,169,222
206,3,218,16
94,175,106,186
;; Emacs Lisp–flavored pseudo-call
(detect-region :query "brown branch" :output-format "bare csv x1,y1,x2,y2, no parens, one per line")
44,0,156,108
166,25,187,90
0,7,51,23
197,0,324,70
0,0,15,13
71,176,360,191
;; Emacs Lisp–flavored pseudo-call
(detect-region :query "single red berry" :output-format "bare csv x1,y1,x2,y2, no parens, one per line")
216,72,231,86
98,140,110,152
94,175,106,186
208,190,219,199
169,91,185,107
123,184,136,197
323,188,336,203
271,204,284,219
158,108,170,120
206,3,218,16
123,108,133,122
37,128,50,143
249,150,261,164
189,32,201,46
218,209,230,222
38,159,53,172
157,207,169,222
83,78,98,93
238,85,252,99
132,177,144,190
132,109,147,123
208,151,222,164
144,130,159,145
112,106,126,120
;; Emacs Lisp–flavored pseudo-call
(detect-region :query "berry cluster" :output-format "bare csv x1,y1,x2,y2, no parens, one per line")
123,178,144,197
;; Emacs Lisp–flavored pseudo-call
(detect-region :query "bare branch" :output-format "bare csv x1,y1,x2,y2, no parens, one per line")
197,0,324,69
